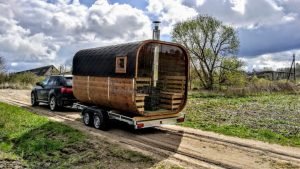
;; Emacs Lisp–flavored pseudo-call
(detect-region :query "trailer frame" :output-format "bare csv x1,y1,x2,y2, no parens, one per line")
73,103,185,130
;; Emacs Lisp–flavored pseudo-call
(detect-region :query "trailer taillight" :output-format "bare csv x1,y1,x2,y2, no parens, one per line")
136,123,144,129
61,87,72,94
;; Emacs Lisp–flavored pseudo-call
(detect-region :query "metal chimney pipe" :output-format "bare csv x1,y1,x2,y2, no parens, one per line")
152,21,161,40
152,21,160,87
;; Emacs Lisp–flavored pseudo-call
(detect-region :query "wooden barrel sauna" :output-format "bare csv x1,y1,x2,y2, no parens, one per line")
72,40,189,116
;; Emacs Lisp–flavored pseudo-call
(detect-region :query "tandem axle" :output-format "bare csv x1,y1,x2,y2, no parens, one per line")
73,103,185,130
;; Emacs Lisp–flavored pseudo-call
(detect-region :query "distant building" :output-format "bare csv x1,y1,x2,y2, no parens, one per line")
15,65,59,76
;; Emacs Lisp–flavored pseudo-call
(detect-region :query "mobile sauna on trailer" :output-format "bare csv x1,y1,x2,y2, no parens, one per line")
72,40,189,129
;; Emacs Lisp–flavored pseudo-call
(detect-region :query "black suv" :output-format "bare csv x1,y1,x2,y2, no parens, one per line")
31,75,77,111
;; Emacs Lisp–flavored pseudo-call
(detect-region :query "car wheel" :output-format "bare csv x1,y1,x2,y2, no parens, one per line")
93,111,109,130
31,92,38,106
82,110,93,126
49,96,58,111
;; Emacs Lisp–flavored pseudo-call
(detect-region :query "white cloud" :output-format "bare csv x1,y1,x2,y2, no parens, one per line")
229,0,247,14
11,62,18,67
0,0,152,72
195,0,206,6
146,0,299,35
0,3,58,66
147,0,198,35
265,0,283,11
146,0,300,70
282,13,297,22
87,0,151,40
241,49,300,71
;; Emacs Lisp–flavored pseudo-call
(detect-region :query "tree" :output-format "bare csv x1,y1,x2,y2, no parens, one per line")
0,56,5,73
0,56,6,84
59,65,65,74
219,57,246,87
172,15,239,90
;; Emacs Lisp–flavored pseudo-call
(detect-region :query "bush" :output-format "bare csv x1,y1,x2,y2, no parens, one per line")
0,72,42,89
224,77,299,96
11,72,38,85
0,73,6,84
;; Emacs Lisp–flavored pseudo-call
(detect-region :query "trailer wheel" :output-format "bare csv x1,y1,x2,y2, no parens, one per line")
82,109,93,126
93,111,109,130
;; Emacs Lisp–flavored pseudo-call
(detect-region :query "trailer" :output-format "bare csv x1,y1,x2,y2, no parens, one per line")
72,38,189,130
73,103,185,130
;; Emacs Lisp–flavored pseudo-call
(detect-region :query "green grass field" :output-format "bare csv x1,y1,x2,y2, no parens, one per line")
0,102,166,169
182,92,300,147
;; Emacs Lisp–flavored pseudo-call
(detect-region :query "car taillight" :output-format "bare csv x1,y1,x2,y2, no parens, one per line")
61,87,72,94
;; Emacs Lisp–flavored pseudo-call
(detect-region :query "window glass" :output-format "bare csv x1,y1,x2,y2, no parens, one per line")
119,58,125,68
42,76,50,86
137,43,186,77
115,56,127,73
64,77,73,86
47,77,56,86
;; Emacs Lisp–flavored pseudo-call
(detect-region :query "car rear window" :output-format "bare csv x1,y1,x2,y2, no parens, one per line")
64,77,73,86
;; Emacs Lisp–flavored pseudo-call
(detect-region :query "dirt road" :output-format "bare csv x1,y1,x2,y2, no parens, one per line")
0,89,300,169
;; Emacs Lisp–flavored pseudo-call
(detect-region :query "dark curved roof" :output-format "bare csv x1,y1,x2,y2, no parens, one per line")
72,41,143,77
16,65,59,76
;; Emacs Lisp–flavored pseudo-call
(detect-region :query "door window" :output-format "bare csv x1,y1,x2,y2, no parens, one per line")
42,76,50,86
64,77,73,86
47,77,58,86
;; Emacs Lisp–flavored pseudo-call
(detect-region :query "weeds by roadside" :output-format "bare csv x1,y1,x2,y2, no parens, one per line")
0,72,43,89
0,102,163,169
224,79,299,96
182,92,300,147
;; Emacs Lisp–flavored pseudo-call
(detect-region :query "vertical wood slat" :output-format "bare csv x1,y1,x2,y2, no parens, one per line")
73,75,137,114
73,75,187,116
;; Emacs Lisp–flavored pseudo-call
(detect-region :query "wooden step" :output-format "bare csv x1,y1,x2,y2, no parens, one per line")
136,93,149,97
160,99,182,104
135,102,144,107
160,104,180,110
135,96,145,101
160,91,183,96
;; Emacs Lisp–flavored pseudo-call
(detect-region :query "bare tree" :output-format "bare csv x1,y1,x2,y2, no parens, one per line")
59,65,65,74
172,15,239,90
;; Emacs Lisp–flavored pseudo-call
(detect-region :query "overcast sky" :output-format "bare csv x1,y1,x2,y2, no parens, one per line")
0,0,299,72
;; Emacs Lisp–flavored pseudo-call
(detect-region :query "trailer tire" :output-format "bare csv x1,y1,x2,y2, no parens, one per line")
93,111,109,130
82,109,93,126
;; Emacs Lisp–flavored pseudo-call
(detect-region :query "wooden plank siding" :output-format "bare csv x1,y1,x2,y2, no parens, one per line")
74,75,187,116
73,76,139,114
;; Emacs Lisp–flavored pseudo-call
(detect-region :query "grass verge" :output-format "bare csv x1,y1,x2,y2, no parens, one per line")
0,102,161,169
182,92,300,147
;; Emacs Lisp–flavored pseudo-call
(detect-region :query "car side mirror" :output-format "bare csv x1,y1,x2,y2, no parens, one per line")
36,82,43,87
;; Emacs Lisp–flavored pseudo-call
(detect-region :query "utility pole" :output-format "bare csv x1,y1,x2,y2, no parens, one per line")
294,54,296,81
287,54,296,81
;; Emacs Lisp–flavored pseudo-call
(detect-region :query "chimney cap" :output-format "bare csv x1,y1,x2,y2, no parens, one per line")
153,21,161,27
